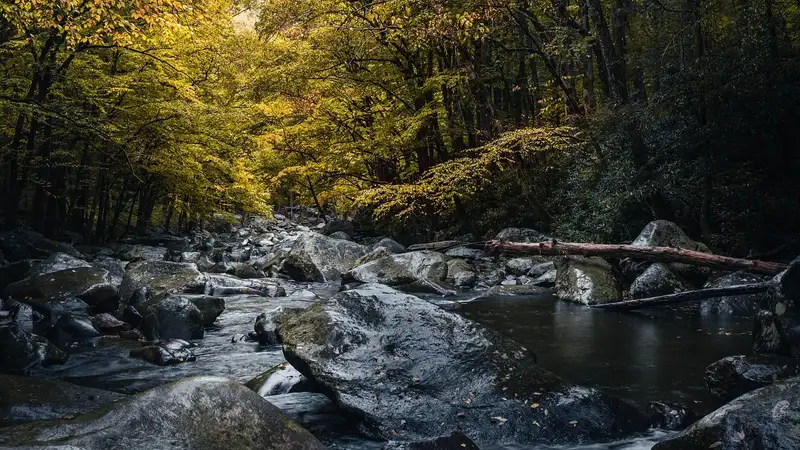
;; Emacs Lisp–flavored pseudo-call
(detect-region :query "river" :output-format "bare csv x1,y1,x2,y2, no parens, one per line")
30,284,752,449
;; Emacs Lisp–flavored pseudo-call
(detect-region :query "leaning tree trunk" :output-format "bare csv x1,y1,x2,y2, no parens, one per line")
486,240,787,275
592,283,771,311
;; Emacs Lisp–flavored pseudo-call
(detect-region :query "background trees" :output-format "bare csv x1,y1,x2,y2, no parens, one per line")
253,0,800,253
2,0,798,254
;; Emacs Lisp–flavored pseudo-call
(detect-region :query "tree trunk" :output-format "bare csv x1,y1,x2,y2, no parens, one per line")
592,283,770,311
586,0,628,104
486,240,787,275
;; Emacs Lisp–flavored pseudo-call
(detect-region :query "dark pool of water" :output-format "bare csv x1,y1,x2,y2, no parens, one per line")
456,293,753,417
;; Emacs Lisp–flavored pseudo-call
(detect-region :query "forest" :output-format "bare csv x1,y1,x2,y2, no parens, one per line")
2,0,799,250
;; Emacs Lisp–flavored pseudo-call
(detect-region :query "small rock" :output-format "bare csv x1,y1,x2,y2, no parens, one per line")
647,401,697,430
130,339,197,365
373,238,406,254
91,313,131,335
245,362,314,396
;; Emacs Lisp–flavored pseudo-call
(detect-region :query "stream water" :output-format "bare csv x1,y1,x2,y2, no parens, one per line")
30,285,752,450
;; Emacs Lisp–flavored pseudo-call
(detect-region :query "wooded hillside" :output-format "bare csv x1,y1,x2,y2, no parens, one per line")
2,0,799,253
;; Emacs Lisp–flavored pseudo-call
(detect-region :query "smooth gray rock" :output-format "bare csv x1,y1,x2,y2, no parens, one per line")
347,251,448,285
4,267,119,315
446,259,477,289
653,377,800,450
373,238,406,254
0,377,326,450
142,296,205,341
555,256,621,305
28,253,91,278
276,284,648,446
246,362,314,397
130,339,197,366
118,260,202,305
700,271,767,315
279,232,367,282
705,355,800,401
0,375,125,426
630,263,692,299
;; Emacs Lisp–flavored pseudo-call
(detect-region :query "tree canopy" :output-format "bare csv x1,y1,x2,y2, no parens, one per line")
2,0,799,252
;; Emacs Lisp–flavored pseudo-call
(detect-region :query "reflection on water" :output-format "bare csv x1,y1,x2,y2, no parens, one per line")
457,294,753,416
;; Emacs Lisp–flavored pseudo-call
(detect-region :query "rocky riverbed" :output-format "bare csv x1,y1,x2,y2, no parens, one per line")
1,215,799,449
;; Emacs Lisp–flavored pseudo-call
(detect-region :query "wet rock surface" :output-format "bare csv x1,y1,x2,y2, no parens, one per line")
630,263,692,299
246,362,315,396
646,401,697,430
5,267,119,314
345,251,450,293
0,377,327,450
279,232,367,282
555,256,621,305
700,271,767,316
130,339,197,366
118,260,202,305
276,283,648,446
752,260,800,356
141,295,206,340
653,377,800,450
704,354,800,401
0,374,125,426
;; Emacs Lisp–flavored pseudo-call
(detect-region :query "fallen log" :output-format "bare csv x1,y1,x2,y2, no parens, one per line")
591,283,771,311
486,240,787,276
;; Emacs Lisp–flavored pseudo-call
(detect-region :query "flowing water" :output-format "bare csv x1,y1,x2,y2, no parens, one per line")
30,286,752,449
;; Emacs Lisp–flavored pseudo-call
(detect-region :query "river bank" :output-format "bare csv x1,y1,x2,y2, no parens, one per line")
1,215,798,449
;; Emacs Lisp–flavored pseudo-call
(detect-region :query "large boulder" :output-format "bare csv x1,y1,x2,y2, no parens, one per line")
0,377,326,450
141,295,206,341
279,232,367,282
0,228,83,262
90,256,127,285
4,267,120,314
705,355,800,401
446,259,477,289
118,260,202,305
629,263,692,299
200,273,285,297
653,377,800,450
275,284,648,446
555,257,622,305
52,314,101,344
345,251,449,292
0,324,68,374
186,295,225,326
0,375,125,426
28,252,91,277
631,220,711,283
700,271,767,316
632,220,710,252
752,261,800,357
0,260,38,292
